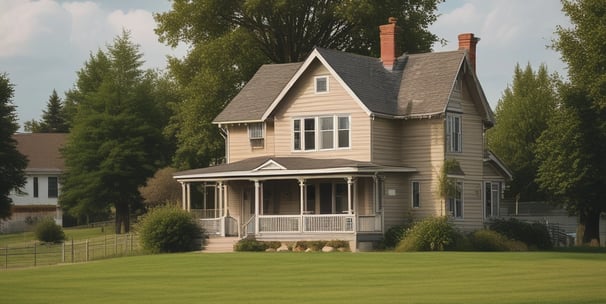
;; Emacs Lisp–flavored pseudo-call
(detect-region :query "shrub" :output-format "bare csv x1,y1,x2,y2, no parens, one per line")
469,229,527,251
384,224,409,248
489,218,552,250
137,206,203,253
34,217,65,243
396,217,461,251
234,238,269,251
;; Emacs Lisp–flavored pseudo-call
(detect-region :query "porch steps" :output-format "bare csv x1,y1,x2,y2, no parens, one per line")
202,237,239,253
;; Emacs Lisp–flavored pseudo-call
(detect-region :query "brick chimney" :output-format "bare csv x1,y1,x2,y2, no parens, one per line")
458,33,480,72
380,17,400,70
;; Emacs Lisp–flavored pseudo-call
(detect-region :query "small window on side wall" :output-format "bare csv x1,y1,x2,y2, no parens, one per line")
315,76,328,93
412,181,420,208
248,123,264,148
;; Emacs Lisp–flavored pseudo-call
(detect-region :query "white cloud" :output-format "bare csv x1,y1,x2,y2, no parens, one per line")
0,0,66,57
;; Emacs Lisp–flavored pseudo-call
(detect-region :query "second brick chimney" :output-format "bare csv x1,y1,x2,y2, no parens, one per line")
380,17,400,70
458,33,480,72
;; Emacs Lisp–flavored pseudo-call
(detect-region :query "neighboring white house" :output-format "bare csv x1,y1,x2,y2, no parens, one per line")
1,133,67,233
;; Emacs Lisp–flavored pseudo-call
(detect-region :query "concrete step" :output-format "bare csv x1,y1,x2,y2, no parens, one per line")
202,237,239,253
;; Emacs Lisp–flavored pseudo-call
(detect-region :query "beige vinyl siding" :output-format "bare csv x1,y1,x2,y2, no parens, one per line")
371,118,401,165
446,77,488,231
271,60,371,161
400,118,445,219
227,122,275,163
382,173,411,230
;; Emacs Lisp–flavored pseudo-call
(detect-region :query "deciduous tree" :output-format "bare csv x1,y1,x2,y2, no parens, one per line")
536,0,606,244
487,64,558,202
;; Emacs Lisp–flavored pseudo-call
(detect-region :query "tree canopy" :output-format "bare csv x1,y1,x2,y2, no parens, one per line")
24,89,69,133
535,0,606,244
60,32,172,233
0,73,28,219
155,0,445,169
487,63,558,202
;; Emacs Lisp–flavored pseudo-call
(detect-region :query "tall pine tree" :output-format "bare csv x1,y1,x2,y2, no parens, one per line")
0,73,28,219
60,32,169,233
24,89,68,133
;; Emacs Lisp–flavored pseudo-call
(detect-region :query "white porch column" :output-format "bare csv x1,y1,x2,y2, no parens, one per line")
218,181,224,218
181,182,187,210
299,178,305,233
254,180,260,235
347,177,354,215
186,183,191,212
223,182,228,217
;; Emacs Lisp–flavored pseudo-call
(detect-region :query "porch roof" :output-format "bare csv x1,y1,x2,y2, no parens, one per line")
173,156,416,181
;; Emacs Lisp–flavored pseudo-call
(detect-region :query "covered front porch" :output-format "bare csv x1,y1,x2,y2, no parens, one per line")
174,157,415,242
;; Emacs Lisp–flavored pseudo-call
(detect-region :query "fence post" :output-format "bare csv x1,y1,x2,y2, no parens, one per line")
62,242,65,263
71,239,74,263
124,234,128,255
34,242,37,267
4,247,7,269
115,234,118,255
104,234,107,257
86,240,89,262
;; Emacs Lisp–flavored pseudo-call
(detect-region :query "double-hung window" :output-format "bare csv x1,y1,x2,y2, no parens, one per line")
411,181,420,208
448,180,463,218
315,76,328,93
248,123,265,148
293,115,350,151
48,176,58,198
446,114,462,152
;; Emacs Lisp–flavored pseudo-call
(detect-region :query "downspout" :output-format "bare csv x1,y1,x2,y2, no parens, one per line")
219,124,229,163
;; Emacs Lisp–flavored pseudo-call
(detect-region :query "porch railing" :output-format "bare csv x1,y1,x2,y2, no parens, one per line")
253,214,357,233
357,214,382,232
200,218,222,235
191,209,221,219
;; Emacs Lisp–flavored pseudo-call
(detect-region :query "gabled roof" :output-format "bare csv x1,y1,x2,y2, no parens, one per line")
174,156,416,180
14,133,67,172
213,62,302,124
213,46,493,124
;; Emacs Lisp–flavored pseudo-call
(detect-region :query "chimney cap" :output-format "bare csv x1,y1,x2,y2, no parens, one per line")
388,17,397,24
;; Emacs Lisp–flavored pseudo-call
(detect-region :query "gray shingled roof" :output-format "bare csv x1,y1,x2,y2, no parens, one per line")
213,62,302,123
14,133,67,172
213,47,470,123
174,156,415,179
397,51,465,117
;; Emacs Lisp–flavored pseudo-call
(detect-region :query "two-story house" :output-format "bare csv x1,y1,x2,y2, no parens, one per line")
2,133,67,233
174,19,511,250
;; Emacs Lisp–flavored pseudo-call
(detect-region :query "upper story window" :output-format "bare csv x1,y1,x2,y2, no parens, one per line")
248,122,264,148
293,115,350,151
446,113,462,153
33,177,39,198
314,76,329,94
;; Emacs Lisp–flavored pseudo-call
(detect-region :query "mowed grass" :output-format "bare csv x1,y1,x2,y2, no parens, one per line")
1,252,605,304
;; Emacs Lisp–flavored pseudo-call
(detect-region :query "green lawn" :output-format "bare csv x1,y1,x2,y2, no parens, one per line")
0,224,115,247
1,252,604,303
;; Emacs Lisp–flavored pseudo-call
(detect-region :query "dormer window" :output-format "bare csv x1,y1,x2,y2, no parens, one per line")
314,76,329,93
248,123,264,148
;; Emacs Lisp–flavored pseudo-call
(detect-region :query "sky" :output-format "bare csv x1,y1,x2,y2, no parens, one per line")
1,0,570,130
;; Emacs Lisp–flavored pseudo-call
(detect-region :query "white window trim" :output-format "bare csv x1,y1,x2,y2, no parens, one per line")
446,113,463,153
483,181,500,219
448,180,464,219
292,115,351,152
248,123,265,149
314,76,329,94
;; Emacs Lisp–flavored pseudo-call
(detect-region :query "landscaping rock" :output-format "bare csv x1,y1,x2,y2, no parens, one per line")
322,246,335,252
305,248,313,253
277,244,289,252
265,248,276,252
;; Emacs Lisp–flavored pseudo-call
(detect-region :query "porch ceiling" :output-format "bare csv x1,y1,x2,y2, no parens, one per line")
174,156,416,181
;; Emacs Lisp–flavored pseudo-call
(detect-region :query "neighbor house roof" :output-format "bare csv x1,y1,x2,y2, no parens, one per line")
174,156,416,180
14,133,67,173
212,47,489,124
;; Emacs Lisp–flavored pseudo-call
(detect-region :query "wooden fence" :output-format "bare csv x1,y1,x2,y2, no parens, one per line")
0,234,140,269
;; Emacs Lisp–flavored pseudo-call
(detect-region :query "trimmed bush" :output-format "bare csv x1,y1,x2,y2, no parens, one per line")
396,217,462,252
489,218,552,250
234,238,269,251
383,224,409,248
34,217,65,243
469,229,528,251
137,206,203,253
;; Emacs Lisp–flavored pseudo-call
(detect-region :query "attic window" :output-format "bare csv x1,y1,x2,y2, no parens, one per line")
248,123,264,148
453,77,463,93
315,76,329,93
